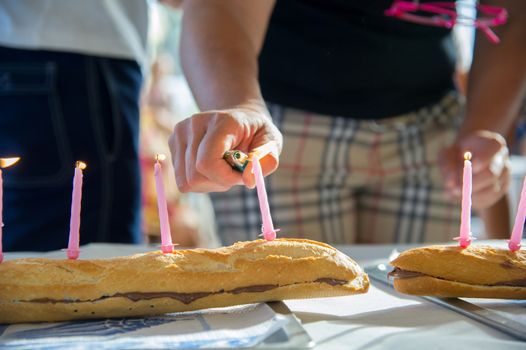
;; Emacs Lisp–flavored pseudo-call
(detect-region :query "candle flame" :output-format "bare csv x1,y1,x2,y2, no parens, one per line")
0,157,20,169
464,152,472,161
155,154,166,162
76,161,87,170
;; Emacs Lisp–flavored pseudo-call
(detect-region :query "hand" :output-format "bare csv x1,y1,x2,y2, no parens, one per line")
169,105,282,192
438,130,511,211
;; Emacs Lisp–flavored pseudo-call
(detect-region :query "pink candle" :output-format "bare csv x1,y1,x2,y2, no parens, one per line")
67,161,86,260
252,155,277,241
0,157,20,263
154,154,174,254
455,152,473,248
509,176,526,251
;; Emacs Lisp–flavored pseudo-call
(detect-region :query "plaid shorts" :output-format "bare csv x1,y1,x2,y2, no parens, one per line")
211,92,464,245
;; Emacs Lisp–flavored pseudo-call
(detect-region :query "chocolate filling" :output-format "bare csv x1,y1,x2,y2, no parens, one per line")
315,278,348,286
117,291,215,304
389,268,526,287
230,284,277,294
500,261,516,270
388,268,424,279
494,279,526,287
25,278,348,305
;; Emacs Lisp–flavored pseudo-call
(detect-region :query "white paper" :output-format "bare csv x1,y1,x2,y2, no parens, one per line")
285,283,422,317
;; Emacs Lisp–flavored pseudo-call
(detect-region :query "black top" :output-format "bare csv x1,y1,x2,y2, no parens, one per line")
258,0,457,119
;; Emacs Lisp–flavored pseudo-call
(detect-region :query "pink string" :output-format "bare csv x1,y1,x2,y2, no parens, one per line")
385,1,508,44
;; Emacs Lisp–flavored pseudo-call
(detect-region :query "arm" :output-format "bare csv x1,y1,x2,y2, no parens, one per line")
169,0,280,192
181,0,274,110
440,1,526,223
461,0,526,137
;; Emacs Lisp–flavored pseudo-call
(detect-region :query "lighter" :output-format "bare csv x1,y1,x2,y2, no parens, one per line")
223,150,249,172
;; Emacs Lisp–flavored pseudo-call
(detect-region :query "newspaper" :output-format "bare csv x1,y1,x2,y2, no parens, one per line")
0,303,288,350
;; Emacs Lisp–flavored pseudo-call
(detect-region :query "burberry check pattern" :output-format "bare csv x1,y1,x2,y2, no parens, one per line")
212,93,464,245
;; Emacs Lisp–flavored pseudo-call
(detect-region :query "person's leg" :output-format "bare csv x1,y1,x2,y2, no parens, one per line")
211,105,358,245
356,93,463,243
475,127,514,239
0,47,142,251
84,57,142,244
477,196,510,239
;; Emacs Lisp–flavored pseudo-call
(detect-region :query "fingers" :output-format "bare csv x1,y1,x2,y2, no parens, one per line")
472,165,511,210
242,151,279,188
460,131,510,209
195,126,244,190
169,108,282,193
169,125,188,191
251,140,279,159
439,130,511,210
171,114,233,193
471,156,509,193
459,131,507,173
184,120,228,192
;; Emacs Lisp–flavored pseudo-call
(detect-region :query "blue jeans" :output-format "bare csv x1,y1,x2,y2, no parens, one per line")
0,46,142,251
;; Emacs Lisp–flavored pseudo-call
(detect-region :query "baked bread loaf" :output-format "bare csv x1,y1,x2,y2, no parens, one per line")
0,238,368,324
390,245,526,299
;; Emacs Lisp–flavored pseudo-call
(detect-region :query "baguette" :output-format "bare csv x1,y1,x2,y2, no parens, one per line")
0,238,368,324
390,245,526,299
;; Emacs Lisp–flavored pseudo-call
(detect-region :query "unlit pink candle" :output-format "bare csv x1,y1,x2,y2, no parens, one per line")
154,154,173,254
455,152,473,248
67,161,86,260
252,155,277,241
509,176,526,251
0,157,20,263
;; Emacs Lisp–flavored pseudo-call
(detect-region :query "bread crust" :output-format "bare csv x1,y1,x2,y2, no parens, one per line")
391,245,526,286
390,245,526,299
0,239,368,323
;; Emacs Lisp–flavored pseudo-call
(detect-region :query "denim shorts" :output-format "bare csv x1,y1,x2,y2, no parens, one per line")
0,46,143,251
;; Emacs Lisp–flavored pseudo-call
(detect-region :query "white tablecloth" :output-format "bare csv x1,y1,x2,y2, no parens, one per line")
4,242,525,349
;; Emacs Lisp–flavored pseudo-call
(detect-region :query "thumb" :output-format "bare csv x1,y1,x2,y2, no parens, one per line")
242,142,280,188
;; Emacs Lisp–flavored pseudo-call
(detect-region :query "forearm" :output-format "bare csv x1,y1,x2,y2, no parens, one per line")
461,0,526,138
181,0,275,113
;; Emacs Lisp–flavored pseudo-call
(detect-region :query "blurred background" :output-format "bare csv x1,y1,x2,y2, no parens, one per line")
139,1,218,248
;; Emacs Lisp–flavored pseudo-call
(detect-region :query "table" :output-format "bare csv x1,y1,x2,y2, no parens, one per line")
3,242,525,350
289,243,525,350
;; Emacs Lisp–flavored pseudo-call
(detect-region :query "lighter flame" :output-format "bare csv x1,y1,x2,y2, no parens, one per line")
464,152,472,161
76,161,87,170
0,157,20,169
155,153,166,162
